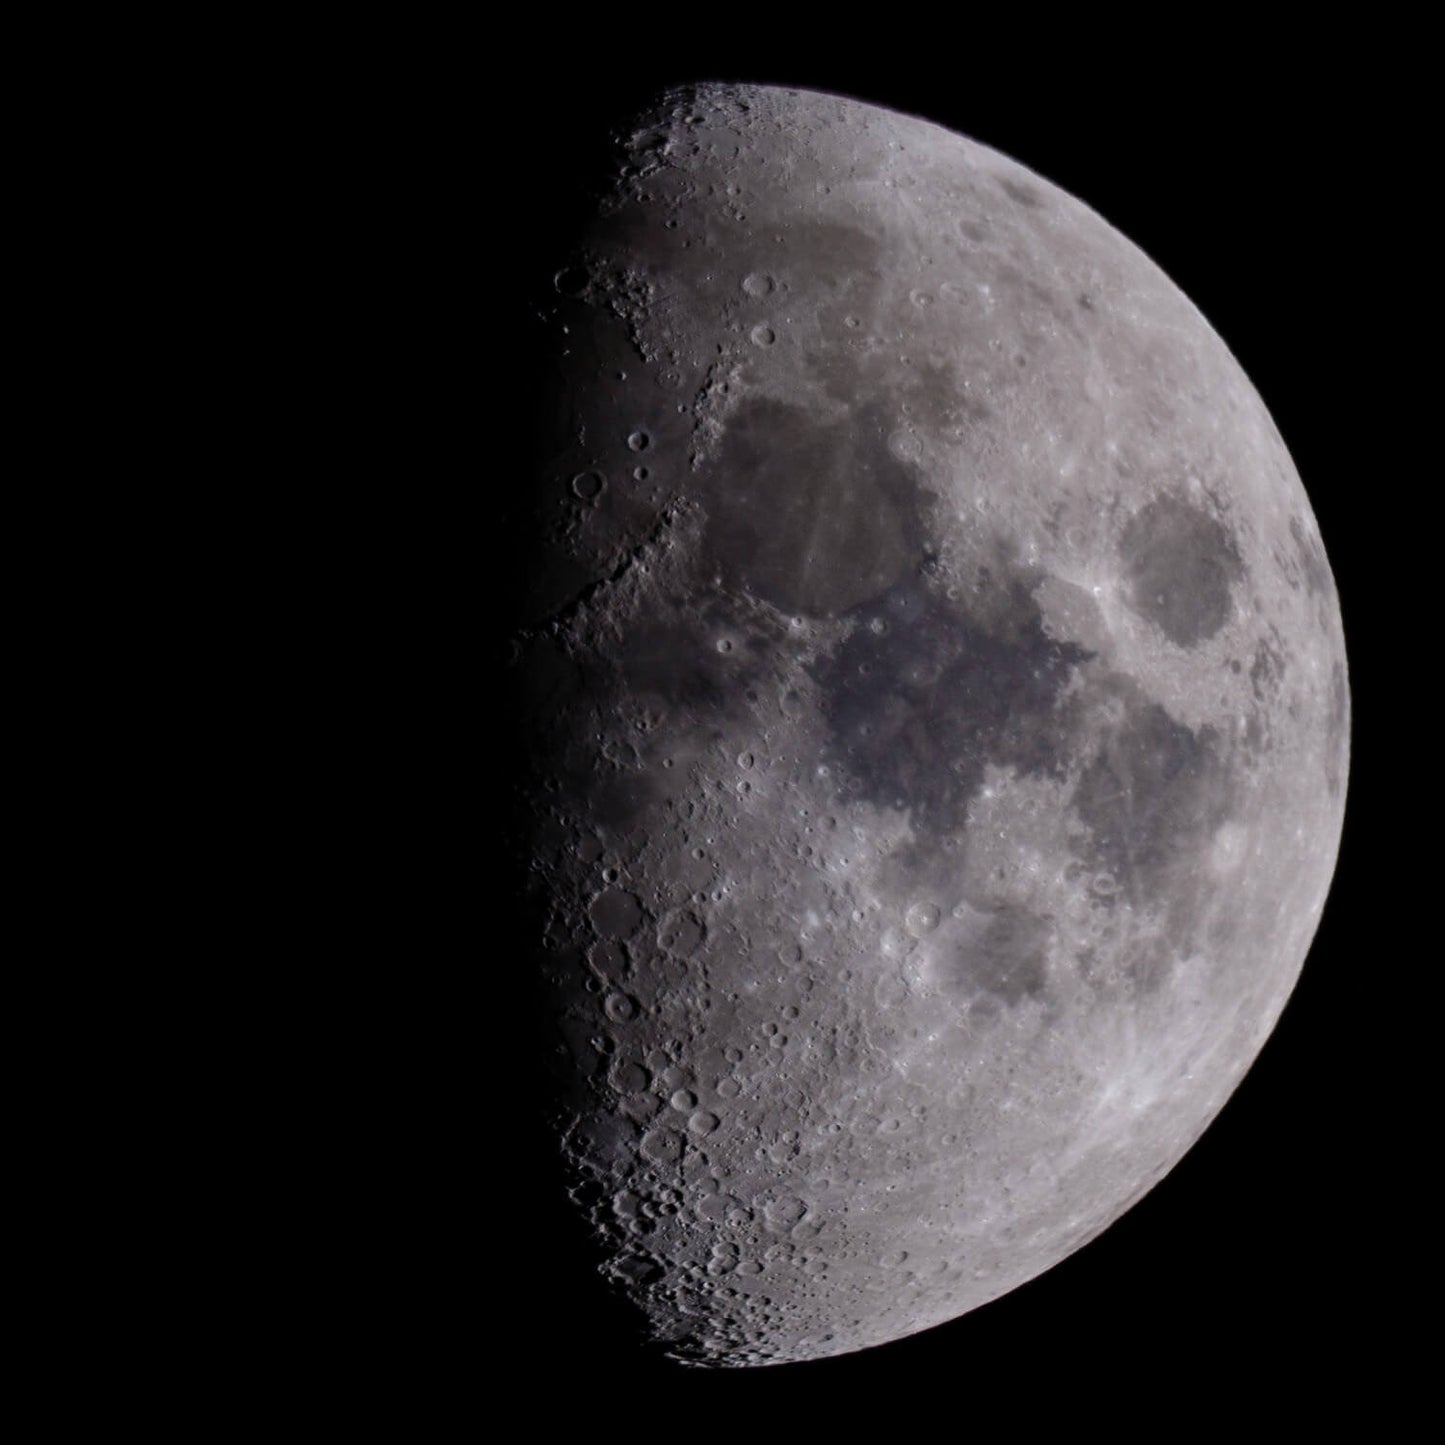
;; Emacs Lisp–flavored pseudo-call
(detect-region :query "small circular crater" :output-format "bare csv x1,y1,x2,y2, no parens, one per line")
765,1197,807,1226
590,888,643,939
553,266,589,298
901,901,936,936
640,1128,684,1166
658,910,705,957
604,993,638,1023
610,1061,649,1093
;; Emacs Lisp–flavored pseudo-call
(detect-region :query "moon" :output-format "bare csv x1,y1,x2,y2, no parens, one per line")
510,82,1348,1367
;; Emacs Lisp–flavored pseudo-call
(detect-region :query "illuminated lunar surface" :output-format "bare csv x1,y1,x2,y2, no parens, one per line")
511,83,1348,1367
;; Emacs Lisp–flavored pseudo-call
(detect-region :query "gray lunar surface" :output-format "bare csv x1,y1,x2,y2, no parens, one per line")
513,83,1349,1366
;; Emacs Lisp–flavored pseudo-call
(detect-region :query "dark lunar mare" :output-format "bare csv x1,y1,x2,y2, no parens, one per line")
811,573,1092,839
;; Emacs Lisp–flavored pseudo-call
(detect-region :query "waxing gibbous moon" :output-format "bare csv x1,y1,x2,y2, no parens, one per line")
511,82,1348,1367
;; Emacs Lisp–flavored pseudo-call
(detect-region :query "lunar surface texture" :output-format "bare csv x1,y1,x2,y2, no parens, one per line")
512,82,1349,1367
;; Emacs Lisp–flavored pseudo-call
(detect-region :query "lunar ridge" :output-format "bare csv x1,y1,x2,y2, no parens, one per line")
514,83,1348,1366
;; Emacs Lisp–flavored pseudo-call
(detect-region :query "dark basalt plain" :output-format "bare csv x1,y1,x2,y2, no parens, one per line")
510,83,1348,1367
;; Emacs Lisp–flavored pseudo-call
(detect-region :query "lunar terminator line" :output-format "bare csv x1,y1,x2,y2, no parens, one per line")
513,82,1348,1366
